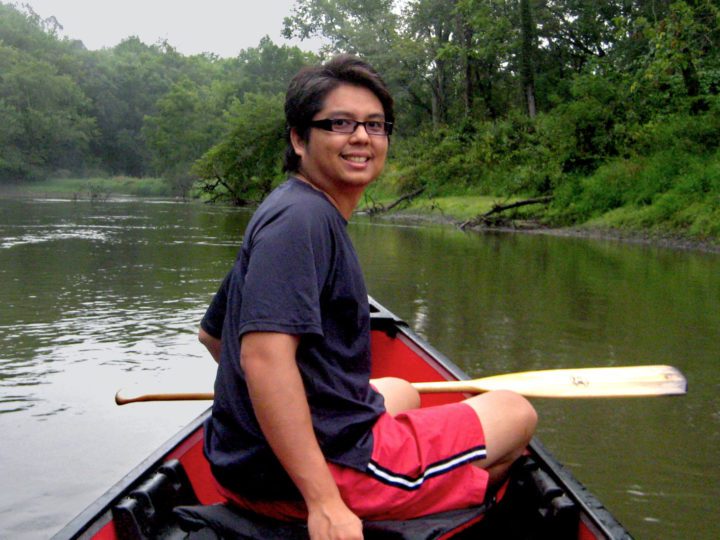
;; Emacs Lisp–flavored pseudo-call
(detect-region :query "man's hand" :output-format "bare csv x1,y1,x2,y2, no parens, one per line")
307,498,363,540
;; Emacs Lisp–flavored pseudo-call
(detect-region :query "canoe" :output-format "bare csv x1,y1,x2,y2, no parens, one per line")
53,297,632,539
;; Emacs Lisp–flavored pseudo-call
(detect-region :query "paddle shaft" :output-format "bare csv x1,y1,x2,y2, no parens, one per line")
115,364,686,405
115,391,215,405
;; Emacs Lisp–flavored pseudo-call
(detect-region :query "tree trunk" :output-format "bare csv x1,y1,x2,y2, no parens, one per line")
432,58,449,126
519,0,538,118
457,9,475,117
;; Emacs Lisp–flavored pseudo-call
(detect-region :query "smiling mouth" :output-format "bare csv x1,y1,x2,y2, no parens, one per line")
343,155,369,163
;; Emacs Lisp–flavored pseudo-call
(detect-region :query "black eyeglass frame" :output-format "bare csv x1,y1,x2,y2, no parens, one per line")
307,118,393,136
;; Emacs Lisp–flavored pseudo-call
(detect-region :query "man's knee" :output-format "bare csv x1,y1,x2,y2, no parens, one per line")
372,377,421,415
501,390,537,437
466,390,537,444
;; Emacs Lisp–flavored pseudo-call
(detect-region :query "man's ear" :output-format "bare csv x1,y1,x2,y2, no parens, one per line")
289,127,306,159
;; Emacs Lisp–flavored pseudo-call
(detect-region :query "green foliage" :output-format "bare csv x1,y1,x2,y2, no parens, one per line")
0,43,95,180
540,72,629,174
228,36,317,98
0,2,315,185
548,113,720,237
283,0,399,56
192,93,286,205
1,0,720,238
142,78,227,196
80,38,195,176
632,100,720,154
392,113,563,198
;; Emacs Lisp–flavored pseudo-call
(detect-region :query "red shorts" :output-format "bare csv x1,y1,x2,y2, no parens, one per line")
218,402,489,521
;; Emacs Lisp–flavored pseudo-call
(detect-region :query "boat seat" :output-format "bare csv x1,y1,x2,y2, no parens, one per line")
173,501,491,540
111,458,492,539
111,455,579,539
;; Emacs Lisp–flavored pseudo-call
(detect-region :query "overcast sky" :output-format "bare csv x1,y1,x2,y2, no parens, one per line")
18,0,323,57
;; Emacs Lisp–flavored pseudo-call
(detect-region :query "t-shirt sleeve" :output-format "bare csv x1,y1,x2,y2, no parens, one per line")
200,272,230,338
238,206,332,337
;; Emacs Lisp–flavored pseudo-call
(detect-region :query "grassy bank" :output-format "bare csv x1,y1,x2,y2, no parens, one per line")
4,168,718,252
360,187,720,252
362,103,720,248
361,149,720,252
547,151,720,239
2,176,172,199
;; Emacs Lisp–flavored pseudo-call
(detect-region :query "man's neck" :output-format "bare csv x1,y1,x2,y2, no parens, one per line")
293,174,363,220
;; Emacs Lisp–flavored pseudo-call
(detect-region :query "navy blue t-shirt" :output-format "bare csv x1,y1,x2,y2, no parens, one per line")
201,178,385,500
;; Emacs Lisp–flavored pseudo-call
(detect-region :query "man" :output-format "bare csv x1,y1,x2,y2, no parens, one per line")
199,55,537,540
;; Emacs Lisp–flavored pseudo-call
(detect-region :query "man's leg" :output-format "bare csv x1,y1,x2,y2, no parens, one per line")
372,379,536,487
463,390,537,488
371,377,421,416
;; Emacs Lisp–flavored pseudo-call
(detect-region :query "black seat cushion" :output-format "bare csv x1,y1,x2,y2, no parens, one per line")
174,502,489,540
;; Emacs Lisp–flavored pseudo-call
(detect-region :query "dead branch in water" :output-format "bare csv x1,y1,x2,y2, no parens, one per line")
362,187,425,215
459,196,553,230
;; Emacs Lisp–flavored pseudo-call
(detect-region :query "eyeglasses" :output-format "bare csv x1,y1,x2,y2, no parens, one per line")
308,118,393,136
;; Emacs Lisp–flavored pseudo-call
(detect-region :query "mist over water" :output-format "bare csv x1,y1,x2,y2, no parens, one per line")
1,197,718,539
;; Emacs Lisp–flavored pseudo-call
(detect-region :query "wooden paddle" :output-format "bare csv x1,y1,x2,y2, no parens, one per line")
412,365,687,398
115,364,686,405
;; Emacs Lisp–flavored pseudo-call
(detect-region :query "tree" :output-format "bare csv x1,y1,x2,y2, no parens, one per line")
80,38,183,176
402,0,458,126
143,38,314,196
227,36,317,98
283,0,400,57
192,93,286,205
632,0,720,112
0,44,95,180
143,79,227,196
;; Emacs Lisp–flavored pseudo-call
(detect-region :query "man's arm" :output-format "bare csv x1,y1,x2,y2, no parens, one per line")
240,332,363,540
198,327,221,363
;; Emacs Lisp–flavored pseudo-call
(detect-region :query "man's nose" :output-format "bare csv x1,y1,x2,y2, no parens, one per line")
350,123,371,141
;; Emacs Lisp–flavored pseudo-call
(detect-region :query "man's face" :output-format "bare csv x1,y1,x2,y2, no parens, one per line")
292,83,389,195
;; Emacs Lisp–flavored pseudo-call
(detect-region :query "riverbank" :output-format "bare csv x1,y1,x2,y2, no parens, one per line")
0,177,171,199
361,196,720,253
3,181,718,254
383,119,720,251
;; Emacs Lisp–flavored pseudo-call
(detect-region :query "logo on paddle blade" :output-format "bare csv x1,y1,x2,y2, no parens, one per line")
571,376,590,387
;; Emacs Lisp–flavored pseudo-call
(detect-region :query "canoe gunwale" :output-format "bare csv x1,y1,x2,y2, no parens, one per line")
527,438,632,539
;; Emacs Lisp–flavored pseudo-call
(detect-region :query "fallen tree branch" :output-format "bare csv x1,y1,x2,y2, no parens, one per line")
459,196,553,230
363,187,425,216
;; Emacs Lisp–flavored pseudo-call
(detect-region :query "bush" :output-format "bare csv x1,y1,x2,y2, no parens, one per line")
548,146,720,237
632,105,720,155
393,114,563,198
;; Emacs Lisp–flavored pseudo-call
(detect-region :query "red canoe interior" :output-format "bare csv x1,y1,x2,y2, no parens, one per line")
80,320,623,540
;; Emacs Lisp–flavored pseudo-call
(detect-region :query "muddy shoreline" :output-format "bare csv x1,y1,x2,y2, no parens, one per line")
368,211,720,254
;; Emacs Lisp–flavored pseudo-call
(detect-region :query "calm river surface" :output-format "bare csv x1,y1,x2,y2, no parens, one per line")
0,197,718,539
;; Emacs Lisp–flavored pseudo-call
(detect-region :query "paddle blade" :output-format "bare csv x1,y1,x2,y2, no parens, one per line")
411,365,687,398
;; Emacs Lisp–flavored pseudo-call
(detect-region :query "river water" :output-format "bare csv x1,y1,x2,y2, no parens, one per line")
0,197,718,539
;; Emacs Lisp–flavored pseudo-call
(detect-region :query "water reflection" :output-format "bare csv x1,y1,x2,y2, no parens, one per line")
352,216,720,539
0,198,240,423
